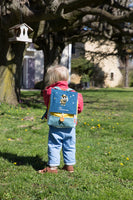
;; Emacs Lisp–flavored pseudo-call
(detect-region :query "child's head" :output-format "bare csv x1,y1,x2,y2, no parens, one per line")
45,65,69,86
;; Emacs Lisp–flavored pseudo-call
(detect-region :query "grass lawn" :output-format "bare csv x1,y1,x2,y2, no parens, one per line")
0,88,133,200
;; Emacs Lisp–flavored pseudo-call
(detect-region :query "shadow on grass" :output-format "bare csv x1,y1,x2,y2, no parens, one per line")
20,91,45,109
0,152,47,171
20,98,44,109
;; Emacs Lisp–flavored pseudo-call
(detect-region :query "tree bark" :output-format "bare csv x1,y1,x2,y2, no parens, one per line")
0,28,25,105
43,35,65,87
124,55,129,87
0,65,18,105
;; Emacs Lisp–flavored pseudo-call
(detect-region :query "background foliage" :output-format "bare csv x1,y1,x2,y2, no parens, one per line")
71,57,106,87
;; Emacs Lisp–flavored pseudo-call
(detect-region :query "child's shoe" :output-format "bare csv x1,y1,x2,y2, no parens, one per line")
62,165,74,173
38,166,58,174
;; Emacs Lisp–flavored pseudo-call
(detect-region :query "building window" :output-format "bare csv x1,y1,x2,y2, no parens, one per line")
110,72,114,81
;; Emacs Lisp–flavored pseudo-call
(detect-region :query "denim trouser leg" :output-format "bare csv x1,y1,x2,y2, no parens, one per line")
48,127,76,167
48,129,62,166
63,128,76,165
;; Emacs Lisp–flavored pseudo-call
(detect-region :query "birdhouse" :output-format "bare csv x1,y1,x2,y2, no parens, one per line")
8,23,33,43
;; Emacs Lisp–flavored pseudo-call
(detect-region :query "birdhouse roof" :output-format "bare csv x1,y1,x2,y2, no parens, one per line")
9,23,33,32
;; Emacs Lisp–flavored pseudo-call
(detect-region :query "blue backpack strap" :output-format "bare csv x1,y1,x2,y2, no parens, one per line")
67,88,73,91
54,86,74,91
41,109,47,120
53,86,61,90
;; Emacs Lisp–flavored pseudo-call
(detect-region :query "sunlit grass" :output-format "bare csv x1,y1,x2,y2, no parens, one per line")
0,88,133,200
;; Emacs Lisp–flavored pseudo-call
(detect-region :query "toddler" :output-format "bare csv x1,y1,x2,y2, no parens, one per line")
39,65,83,173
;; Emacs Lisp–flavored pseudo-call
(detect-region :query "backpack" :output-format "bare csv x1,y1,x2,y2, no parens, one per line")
47,87,78,128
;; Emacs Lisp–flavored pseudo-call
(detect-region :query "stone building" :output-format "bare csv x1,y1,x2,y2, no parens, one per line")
84,40,123,87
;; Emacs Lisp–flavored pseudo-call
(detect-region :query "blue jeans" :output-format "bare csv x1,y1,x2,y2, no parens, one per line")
48,126,76,167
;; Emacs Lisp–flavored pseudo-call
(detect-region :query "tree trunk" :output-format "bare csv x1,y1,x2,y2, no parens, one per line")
12,43,25,101
0,28,25,105
124,55,129,87
0,65,18,105
43,35,65,77
37,26,66,88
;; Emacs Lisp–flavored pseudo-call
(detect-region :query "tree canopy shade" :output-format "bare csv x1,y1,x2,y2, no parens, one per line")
1,0,133,41
1,0,133,105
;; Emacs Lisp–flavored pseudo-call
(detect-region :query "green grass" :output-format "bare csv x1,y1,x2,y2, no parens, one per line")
0,88,133,200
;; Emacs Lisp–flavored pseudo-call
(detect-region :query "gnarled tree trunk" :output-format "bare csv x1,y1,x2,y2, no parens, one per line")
124,55,129,88
36,22,66,88
0,64,18,105
0,29,25,105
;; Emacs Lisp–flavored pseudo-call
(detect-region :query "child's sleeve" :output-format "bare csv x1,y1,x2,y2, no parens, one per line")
77,93,83,114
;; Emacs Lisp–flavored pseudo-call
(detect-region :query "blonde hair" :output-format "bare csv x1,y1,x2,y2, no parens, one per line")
45,65,69,86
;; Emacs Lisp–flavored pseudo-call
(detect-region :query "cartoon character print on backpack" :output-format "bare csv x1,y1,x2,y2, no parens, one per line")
60,94,68,106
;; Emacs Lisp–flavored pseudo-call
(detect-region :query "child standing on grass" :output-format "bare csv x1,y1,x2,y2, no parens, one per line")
39,65,83,174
